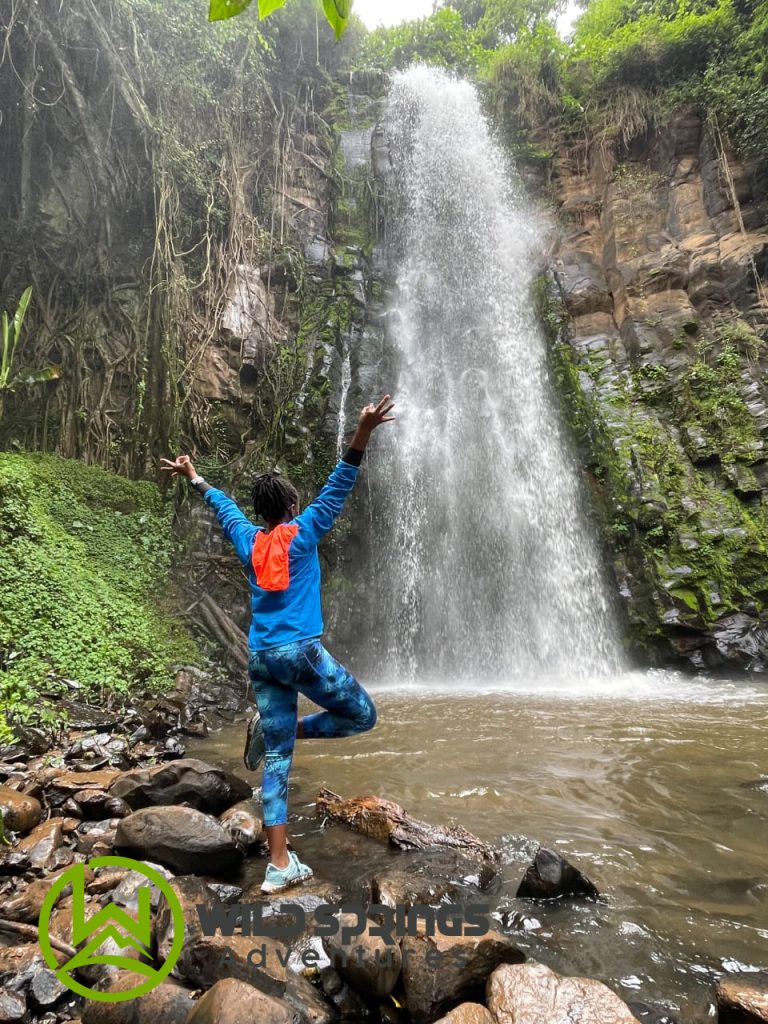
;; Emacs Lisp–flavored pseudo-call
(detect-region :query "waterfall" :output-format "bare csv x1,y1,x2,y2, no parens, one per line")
357,66,622,683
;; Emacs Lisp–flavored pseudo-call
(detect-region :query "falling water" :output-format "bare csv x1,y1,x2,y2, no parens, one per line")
362,67,622,682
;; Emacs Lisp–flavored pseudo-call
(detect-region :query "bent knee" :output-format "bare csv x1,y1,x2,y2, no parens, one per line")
357,698,377,733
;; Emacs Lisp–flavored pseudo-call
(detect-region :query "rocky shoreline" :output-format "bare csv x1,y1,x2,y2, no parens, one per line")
1,679,767,1024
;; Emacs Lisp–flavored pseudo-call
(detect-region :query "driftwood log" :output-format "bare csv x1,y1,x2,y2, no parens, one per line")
316,787,500,863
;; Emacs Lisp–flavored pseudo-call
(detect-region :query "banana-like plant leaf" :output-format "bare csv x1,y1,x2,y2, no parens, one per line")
208,0,254,22
1,310,10,387
19,365,62,385
322,0,352,38
258,0,288,16
12,287,32,344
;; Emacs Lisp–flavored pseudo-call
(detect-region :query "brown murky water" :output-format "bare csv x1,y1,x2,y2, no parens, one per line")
191,670,768,1022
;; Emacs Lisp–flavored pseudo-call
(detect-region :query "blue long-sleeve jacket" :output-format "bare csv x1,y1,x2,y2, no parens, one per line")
203,456,360,651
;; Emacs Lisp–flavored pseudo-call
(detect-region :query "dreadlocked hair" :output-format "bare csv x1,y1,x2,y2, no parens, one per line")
251,473,299,525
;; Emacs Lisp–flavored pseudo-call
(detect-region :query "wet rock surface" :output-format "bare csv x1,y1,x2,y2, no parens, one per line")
487,961,640,1024
185,978,293,1024
401,928,525,1022
109,758,251,814
516,846,601,900
715,974,768,1023
115,805,244,874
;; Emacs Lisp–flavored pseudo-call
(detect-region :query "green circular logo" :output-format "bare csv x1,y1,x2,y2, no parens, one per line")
38,855,185,1003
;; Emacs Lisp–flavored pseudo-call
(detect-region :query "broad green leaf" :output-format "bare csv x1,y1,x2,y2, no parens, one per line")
208,0,254,22
322,0,352,38
258,0,288,16
12,287,32,345
20,365,61,384
1,311,10,386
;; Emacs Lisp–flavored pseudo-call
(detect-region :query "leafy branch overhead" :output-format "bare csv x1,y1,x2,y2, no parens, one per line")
208,0,352,38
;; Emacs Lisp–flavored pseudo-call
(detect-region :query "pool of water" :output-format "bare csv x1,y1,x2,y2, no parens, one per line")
190,669,768,1021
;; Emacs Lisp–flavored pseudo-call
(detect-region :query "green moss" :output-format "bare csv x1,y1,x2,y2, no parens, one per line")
0,453,197,738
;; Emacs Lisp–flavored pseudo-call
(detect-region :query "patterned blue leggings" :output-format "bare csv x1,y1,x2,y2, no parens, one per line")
248,638,377,827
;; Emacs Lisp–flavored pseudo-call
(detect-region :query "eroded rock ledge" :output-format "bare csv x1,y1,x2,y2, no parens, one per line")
546,108,768,669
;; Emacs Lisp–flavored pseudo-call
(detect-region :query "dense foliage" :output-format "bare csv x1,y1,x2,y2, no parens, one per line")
0,454,195,742
359,0,768,162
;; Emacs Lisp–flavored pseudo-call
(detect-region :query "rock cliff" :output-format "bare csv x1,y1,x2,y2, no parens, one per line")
547,109,768,668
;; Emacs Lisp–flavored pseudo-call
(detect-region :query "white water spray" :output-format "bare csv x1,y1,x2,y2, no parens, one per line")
363,67,622,681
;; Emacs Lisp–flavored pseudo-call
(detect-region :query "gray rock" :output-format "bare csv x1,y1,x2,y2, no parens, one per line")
110,758,251,815
115,806,243,874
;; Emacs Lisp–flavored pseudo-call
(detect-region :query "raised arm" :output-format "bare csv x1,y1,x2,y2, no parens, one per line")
292,395,396,551
160,454,257,566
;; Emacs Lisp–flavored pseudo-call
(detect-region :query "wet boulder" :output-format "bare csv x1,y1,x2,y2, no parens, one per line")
285,970,337,1024
715,973,768,1023
155,875,216,966
115,806,243,874
487,962,638,1024
318,965,370,1018
434,1005,496,1024
185,978,292,1024
0,786,42,833
80,970,197,1024
401,927,524,1022
516,846,600,900
110,758,251,814
171,932,288,999
322,912,402,999
1,818,65,873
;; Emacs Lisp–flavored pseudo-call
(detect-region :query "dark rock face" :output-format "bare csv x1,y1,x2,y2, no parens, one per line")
109,758,251,815
516,846,600,901
322,912,403,1000
401,929,525,1023
115,805,243,875
546,108,768,669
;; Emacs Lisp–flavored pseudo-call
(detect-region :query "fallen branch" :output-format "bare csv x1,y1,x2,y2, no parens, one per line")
316,787,500,863
0,918,77,959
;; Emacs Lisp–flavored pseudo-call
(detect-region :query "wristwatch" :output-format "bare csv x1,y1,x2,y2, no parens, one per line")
189,475,206,488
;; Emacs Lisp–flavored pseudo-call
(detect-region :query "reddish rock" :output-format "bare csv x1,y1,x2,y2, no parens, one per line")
185,978,292,1024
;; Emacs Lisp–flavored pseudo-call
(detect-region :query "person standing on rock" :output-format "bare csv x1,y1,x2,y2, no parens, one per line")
161,395,394,893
